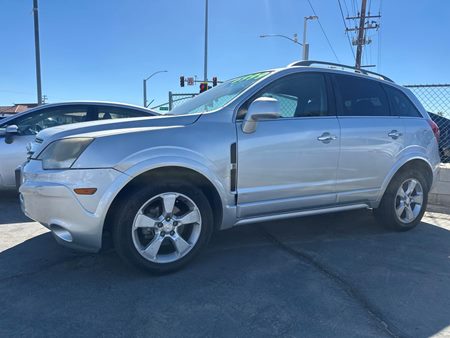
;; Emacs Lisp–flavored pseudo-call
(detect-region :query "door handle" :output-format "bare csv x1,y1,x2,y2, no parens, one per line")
388,130,402,139
317,132,337,143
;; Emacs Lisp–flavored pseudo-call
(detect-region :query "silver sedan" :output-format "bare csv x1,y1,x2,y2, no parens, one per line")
0,101,155,190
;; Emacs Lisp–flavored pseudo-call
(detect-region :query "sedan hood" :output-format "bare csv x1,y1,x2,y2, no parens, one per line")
31,113,200,157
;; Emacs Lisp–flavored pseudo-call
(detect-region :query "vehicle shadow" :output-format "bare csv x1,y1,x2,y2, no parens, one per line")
0,191,32,224
0,209,449,337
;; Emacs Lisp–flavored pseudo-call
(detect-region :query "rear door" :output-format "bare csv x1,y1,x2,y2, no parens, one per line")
332,74,405,204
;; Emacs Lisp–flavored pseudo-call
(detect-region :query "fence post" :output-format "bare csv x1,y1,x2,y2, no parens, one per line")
168,91,173,111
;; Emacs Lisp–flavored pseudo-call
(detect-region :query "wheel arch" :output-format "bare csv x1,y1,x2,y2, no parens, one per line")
377,157,434,205
102,166,225,239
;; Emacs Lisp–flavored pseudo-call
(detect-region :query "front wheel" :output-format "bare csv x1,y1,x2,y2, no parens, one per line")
374,169,429,231
113,179,214,273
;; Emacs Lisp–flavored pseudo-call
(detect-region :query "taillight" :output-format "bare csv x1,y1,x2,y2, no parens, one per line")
427,119,440,142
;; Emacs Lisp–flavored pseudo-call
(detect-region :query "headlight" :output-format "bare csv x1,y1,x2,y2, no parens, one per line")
38,138,93,170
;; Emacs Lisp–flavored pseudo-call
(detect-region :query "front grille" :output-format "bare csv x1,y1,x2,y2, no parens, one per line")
35,137,43,144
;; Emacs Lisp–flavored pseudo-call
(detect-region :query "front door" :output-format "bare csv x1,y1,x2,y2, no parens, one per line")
0,105,90,188
236,72,340,218
0,134,34,187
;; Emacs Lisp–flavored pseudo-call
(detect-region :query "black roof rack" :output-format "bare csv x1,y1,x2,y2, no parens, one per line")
288,60,393,83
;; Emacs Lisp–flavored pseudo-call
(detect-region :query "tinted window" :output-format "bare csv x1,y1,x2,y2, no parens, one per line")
13,106,90,135
238,73,329,119
97,107,150,120
334,75,389,117
384,85,422,117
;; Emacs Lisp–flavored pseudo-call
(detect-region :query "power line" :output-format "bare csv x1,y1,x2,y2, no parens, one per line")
351,0,358,17
342,0,350,15
305,0,340,62
338,0,356,60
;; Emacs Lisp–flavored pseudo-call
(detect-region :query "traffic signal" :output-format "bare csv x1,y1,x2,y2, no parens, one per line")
212,76,218,87
199,82,208,93
180,76,185,87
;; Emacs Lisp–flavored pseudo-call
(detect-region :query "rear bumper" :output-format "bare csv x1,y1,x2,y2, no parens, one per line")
19,161,125,252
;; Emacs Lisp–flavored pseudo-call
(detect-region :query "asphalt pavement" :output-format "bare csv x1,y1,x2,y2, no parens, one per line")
1,191,450,337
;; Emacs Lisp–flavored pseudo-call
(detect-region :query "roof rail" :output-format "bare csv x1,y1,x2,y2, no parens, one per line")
288,60,393,83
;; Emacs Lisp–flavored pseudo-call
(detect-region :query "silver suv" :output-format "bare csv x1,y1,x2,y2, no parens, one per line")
20,61,441,273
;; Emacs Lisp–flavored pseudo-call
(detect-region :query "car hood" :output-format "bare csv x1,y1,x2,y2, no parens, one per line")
30,113,200,157
36,113,199,140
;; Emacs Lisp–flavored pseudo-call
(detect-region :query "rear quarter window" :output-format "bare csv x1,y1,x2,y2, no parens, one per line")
383,85,422,117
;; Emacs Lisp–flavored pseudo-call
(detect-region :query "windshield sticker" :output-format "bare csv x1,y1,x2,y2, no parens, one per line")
229,72,269,84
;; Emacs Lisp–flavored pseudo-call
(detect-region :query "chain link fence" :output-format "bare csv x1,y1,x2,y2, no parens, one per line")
151,92,198,113
405,84,450,163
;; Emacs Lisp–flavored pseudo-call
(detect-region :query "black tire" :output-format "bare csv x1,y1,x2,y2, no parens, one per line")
374,168,429,231
112,179,214,274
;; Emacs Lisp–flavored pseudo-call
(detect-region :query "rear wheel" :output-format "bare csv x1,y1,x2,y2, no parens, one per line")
374,169,429,231
113,179,214,273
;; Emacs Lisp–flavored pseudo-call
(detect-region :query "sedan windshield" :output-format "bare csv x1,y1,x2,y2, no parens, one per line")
168,71,271,116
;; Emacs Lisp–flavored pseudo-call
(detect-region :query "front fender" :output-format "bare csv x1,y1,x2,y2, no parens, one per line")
114,146,230,202
92,147,237,234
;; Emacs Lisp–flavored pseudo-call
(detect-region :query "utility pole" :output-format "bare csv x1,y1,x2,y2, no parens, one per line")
345,0,380,69
33,0,43,105
203,0,208,82
355,0,367,69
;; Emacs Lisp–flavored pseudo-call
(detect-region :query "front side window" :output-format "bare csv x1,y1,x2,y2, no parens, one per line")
13,106,89,135
238,73,329,119
333,74,390,117
384,85,422,117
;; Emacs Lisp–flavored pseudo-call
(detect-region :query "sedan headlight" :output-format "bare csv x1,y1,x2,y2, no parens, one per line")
38,138,93,169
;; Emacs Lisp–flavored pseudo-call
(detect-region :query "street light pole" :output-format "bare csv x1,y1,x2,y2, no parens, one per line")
260,34,303,58
143,70,167,108
143,79,147,108
203,0,208,82
302,16,318,61
260,16,318,61
33,0,42,105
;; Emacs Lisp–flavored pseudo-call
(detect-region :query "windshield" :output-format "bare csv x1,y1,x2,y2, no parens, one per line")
168,71,271,116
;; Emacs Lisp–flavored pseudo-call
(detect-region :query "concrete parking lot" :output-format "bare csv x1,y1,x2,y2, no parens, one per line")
1,192,449,337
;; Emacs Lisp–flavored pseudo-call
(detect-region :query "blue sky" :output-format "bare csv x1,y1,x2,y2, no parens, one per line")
1,0,449,107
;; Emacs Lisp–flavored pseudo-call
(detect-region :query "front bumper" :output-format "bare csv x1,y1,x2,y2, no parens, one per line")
19,160,126,252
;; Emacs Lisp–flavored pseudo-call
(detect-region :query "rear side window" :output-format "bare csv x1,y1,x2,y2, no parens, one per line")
333,74,390,117
97,107,150,120
384,85,422,117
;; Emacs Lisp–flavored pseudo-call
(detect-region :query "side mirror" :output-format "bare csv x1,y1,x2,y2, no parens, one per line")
242,97,280,134
5,125,19,144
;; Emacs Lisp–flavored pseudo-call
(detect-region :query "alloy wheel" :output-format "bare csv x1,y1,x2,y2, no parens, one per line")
131,192,202,263
394,178,424,224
